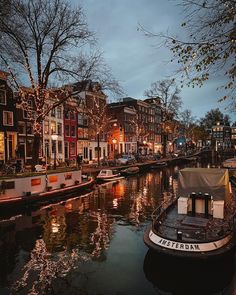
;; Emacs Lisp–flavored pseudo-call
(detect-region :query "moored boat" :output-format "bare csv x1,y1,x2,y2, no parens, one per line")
96,169,124,182
144,168,236,260
222,157,236,169
0,169,95,207
120,166,140,176
150,161,167,169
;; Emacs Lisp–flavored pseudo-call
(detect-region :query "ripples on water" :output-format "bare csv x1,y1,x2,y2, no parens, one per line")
0,162,235,294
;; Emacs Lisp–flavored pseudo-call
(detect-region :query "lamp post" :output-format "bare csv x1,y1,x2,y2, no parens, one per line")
45,142,49,189
112,138,117,160
143,140,147,155
51,134,58,170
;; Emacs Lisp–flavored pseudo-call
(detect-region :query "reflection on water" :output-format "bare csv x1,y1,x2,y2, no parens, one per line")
0,163,235,294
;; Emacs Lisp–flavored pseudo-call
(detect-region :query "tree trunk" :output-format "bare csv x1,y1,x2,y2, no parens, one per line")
31,133,41,171
97,132,100,166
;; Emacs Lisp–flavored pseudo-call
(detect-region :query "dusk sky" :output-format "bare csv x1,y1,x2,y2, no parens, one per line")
78,0,235,121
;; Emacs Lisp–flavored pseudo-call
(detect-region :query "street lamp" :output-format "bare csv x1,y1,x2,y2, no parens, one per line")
51,134,58,170
143,140,147,155
112,138,117,160
45,142,49,188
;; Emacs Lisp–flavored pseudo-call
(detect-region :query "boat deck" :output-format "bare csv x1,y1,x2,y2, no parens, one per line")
155,206,232,242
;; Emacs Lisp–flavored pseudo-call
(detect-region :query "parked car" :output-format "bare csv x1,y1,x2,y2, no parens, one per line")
117,155,136,165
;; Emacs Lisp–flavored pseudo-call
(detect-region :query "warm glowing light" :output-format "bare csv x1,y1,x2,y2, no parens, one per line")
113,198,118,208
51,134,58,141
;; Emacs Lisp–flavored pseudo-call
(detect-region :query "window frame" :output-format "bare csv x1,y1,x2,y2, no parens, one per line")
3,111,13,126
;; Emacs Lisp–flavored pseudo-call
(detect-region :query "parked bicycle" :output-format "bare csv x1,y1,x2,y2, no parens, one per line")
0,163,16,176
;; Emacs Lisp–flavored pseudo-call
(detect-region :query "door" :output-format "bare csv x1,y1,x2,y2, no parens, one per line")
89,149,92,161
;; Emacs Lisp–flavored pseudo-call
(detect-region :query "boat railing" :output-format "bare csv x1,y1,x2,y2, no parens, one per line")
152,196,236,242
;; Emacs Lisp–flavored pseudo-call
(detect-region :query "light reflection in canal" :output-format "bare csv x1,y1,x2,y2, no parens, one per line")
0,163,235,294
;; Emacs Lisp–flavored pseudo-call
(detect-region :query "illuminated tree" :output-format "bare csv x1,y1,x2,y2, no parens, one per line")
141,0,236,103
0,0,121,166
144,79,182,156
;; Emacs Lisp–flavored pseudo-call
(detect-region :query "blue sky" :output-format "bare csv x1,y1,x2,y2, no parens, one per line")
77,0,235,122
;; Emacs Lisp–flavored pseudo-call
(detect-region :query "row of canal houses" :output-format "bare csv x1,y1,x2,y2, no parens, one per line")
0,70,165,166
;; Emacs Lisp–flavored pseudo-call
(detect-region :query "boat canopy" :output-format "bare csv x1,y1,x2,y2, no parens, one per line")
178,168,230,201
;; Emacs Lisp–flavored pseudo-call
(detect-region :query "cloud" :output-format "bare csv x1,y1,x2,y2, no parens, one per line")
75,0,234,120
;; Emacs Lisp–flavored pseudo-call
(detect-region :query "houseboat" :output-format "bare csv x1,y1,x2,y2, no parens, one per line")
144,168,236,260
96,169,124,182
0,169,94,207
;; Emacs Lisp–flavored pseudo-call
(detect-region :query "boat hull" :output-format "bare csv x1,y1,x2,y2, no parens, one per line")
144,225,236,261
97,176,124,182
0,178,95,208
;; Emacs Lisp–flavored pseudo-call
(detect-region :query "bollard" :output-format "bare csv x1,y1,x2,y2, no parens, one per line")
177,230,183,241
191,192,196,216
204,193,210,218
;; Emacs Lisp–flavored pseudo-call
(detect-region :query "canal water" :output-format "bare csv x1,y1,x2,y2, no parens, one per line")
0,162,236,295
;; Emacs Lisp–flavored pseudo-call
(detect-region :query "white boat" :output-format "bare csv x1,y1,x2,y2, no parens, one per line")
144,168,236,260
222,157,236,169
0,169,94,207
96,169,124,182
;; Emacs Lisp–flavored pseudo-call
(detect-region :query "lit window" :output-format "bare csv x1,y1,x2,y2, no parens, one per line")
3,111,13,126
44,120,49,134
0,89,6,105
51,121,56,134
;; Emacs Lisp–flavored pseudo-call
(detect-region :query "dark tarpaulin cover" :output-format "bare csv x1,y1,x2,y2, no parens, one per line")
178,168,230,201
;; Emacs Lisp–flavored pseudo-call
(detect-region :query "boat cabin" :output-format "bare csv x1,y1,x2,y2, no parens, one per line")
177,168,231,219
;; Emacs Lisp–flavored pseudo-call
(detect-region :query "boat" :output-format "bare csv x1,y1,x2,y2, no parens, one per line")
96,169,124,182
185,157,198,162
144,168,236,260
120,166,140,176
0,169,95,207
222,157,236,169
150,161,167,169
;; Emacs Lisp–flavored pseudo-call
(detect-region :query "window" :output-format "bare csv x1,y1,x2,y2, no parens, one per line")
78,114,83,125
51,108,56,117
57,107,62,119
0,132,4,160
44,120,49,134
71,125,76,137
3,111,13,126
18,122,26,134
27,122,33,134
0,89,6,105
57,123,62,136
65,125,70,136
65,110,70,119
58,140,62,153
70,142,76,155
71,112,76,120
51,121,56,134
